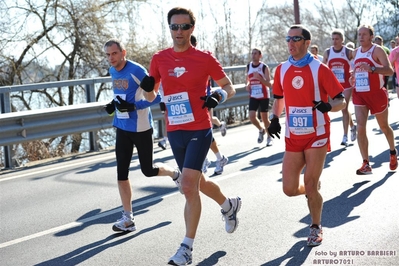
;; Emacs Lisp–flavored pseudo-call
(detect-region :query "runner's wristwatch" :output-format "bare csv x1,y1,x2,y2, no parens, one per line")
371,66,376,73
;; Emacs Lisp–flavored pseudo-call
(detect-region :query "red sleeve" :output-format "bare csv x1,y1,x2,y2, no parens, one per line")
149,54,161,83
273,65,284,97
207,52,226,81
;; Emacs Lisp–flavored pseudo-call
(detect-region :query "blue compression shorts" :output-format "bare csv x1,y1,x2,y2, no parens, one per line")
168,129,213,171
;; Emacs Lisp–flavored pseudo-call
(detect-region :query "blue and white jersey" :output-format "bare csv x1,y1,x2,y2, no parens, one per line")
109,60,161,132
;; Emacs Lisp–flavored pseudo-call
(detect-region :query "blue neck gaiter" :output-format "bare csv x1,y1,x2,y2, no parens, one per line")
288,52,314,67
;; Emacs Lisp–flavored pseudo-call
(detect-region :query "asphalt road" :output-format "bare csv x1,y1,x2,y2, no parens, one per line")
1,91,398,266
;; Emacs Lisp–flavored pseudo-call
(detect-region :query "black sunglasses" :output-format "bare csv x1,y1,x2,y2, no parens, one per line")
286,36,306,42
169,24,193,31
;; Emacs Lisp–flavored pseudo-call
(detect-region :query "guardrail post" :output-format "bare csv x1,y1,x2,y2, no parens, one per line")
1,90,14,168
158,119,165,138
3,146,13,169
86,84,99,151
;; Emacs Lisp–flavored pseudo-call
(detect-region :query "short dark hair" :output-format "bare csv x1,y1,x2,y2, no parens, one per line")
290,24,312,40
167,7,196,26
103,39,125,52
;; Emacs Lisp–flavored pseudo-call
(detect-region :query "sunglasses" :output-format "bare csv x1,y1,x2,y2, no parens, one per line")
286,36,306,42
169,24,193,31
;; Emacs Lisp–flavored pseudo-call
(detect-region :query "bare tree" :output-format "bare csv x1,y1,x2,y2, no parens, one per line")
0,0,147,158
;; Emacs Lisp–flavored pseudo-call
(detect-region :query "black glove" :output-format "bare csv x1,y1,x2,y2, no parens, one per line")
312,100,332,113
140,75,155,92
104,100,115,115
200,92,220,109
115,96,136,112
267,117,281,139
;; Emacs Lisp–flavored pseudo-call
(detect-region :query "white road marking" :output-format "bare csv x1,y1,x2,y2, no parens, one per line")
0,154,115,182
0,158,282,249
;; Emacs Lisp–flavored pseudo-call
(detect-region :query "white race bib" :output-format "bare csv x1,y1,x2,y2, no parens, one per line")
250,84,264,98
165,92,194,125
355,72,370,92
288,106,315,135
332,68,345,83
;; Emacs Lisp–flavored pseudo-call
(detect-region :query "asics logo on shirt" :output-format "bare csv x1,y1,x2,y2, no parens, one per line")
292,108,308,113
168,95,183,102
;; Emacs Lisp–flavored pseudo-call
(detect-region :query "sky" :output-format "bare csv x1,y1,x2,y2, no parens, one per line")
134,0,346,51
139,0,270,49
5,0,349,67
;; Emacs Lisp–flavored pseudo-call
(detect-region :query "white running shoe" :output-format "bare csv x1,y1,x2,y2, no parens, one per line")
257,129,265,143
158,140,167,150
168,243,193,265
112,212,136,232
221,197,242,233
350,125,357,142
220,121,227,137
173,169,183,194
307,225,323,246
202,157,211,174
266,136,273,146
341,135,348,147
214,156,228,175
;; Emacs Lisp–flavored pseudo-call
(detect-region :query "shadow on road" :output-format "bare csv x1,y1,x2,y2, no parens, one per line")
35,222,171,266
196,250,227,266
54,186,176,237
261,240,312,266
294,172,394,238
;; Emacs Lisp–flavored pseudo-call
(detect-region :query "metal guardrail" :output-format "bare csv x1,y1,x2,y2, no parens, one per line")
0,64,278,169
0,84,248,147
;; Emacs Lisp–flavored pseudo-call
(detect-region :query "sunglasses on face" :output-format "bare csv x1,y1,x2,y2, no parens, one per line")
169,24,193,31
285,36,306,42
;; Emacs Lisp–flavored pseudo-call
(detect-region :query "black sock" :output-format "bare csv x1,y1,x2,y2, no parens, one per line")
390,149,397,155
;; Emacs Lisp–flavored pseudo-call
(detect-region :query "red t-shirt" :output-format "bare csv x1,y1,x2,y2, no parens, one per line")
150,46,226,131
273,59,344,139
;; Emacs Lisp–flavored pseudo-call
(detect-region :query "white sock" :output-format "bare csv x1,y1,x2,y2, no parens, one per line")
220,198,231,212
123,210,133,218
182,237,194,249
215,152,223,161
173,170,180,180
164,136,168,142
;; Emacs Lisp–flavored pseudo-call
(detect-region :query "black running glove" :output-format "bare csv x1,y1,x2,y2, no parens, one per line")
115,96,136,112
200,92,220,109
140,75,155,92
104,100,115,115
267,117,281,139
312,100,332,113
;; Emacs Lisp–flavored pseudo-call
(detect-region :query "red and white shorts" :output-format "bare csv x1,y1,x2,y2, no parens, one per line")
285,132,331,152
352,88,388,115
